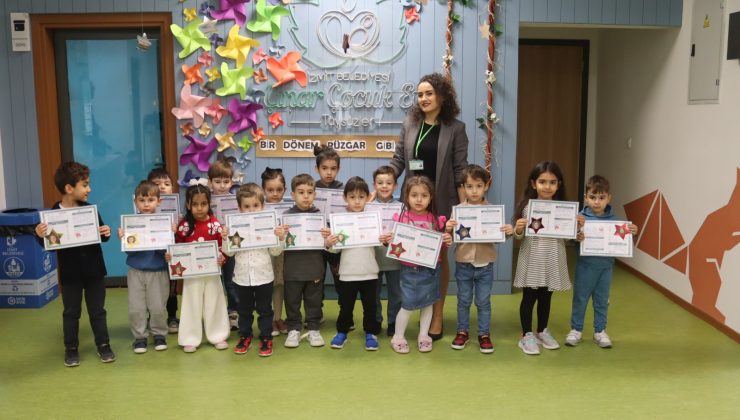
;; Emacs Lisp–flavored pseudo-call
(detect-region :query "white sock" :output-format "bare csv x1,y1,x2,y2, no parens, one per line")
393,308,411,341
419,305,433,338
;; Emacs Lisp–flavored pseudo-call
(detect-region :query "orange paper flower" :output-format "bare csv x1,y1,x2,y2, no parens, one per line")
180,122,195,136
404,8,420,24
266,51,307,88
251,127,265,142
182,63,204,85
268,112,284,129
253,68,268,84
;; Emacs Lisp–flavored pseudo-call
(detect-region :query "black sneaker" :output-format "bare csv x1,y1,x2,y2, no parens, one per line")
133,339,148,354
97,344,117,363
64,348,80,367
153,335,168,351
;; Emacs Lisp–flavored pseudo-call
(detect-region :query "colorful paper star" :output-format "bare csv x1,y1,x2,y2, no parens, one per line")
252,47,268,65
266,51,307,88
198,122,212,137
238,136,253,152
198,51,214,67
227,98,263,134
247,0,290,41
180,122,195,136
204,98,228,124
199,17,218,34
171,20,211,58
216,62,254,100
215,131,238,152
614,223,630,240
285,231,296,247
211,0,250,27
216,25,260,68
184,7,198,22
253,68,268,84
170,261,187,277
404,7,420,24
251,127,265,142
206,67,221,82
456,224,471,240
528,217,544,234
336,230,349,246
180,135,218,171
171,84,214,128
389,242,406,258
182,63,204,85
229,232,243,248
268,112,283,129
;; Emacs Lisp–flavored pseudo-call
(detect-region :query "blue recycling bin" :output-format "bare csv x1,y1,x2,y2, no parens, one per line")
0,208,58,308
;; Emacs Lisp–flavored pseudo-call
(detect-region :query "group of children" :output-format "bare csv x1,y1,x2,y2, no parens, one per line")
36,152,637,367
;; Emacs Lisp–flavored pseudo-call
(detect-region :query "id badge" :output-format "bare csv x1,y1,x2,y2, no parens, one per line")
410,159,424,171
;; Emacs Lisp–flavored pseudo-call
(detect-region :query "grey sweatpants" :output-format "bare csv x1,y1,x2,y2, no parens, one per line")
284,279,323,331
127,267,169,340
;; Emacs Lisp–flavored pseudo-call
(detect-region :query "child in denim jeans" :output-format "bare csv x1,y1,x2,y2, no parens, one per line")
445,165,513,354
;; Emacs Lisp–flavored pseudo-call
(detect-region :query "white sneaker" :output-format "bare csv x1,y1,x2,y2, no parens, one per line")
518,332,540,355
593,330,613,348
565,329,583,347
536,328,560,350
284,330,301,348
214,341,228,350
307,330,325,347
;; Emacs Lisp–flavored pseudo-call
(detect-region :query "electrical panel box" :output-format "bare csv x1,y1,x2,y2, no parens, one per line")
10,12,31,52
688,0,725,104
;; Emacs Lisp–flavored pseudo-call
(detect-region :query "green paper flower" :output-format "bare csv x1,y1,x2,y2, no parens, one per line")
246,0,290,41
216,62,254,100
171,20,211,59
238,136,253,152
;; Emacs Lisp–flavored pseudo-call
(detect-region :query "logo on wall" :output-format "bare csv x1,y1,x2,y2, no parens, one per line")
3,257,25,278
6,236,16,247
43,253,52,273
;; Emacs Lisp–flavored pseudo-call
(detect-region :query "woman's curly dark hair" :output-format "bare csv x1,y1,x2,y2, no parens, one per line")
408,73,461,125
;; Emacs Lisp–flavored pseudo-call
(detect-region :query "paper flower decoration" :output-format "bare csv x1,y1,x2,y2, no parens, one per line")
268,44,286,58
182,63,204,85
180,122,195,136
227,98,264,134
215,131,238,152
216,62,254,100
251,127,265,142
216,25,260,68
401,0,421,11
247,0,290,41
253,68,267,84
479,23,490,39
199,17,218,34
199,1,214,17
198,51,214,67
246,88,265,104
205,98,228,124
211,0,250,27
210,33,225,49
238,136,253,152
206,67,221,82
225,153,251,169
181,135,218,171
252,47,268,64
199,122,212,137
172,85,214,127
404,7,420,24
184,7,198,22
171,21,211,58
485,70,496,84
266,51,307,88
200,82,215,96
268,112,283,129
178,169,201,187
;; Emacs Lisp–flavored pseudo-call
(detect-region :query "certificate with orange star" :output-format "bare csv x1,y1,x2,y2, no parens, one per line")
167,241,221,279
580,220,634,257
385,222,443,269
40,205,102,251
526,199,580,239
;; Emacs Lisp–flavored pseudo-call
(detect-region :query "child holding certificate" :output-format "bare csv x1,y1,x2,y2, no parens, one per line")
262,167,290,337
324,177,383,351
222,184,287,357
445,165,513,354
512,161,575,356
566,175,638,348
118,181,171,354
34,161,115,367
385,176,452,354
170,183,230,353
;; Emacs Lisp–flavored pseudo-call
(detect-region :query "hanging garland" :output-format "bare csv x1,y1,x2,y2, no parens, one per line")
443,0,454,80
485,0,496,173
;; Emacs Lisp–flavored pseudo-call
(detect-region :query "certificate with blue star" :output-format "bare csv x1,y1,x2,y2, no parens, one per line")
167,241,221,280
40,205,101,251
329,211,382,249
224,210,279,253
452,205,506,243
120,213,175,251
281,214,326,250
526,200,579,239
385,222,443,269
580,220,634,257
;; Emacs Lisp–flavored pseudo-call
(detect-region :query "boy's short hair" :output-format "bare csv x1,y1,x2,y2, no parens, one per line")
236,183,265,204
208,159,234,179
343,176,369,196
147,167,171,182
313,144,340,167
54,161,90,194
462,164,491,185
291,173,315,191
585,175,610,194
372,165,397,183
134,180,161,198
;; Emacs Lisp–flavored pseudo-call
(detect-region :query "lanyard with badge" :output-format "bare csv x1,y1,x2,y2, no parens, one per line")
409,122,436,171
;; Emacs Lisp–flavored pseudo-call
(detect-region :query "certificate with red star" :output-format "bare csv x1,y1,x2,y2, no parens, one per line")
580,220,634,258
385,222,443,269
167,241,222,279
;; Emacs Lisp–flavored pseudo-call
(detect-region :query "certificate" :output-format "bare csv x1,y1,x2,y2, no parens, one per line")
265,202,293,223
580,220,634,258
386,222,443,269
120,213,175,251
452,205,506,243
167,241,221,280
210,194,239,223
315,188,346,215
329,212,382,249
224,211,279,253
281,213,326,250
132,193,181,217
525,200,579,239
364,202,403,233
40,205,101,250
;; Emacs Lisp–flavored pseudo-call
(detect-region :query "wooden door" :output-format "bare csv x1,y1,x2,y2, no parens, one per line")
515,40,588,208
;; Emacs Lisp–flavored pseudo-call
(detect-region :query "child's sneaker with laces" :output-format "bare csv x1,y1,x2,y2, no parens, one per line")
153,335,168,351
307,330,325,347
234,336,252,354
565,329,583,347
536,328,560,350
518,332,541,355
450,331,469,350
330,332,348,349
284,330,301,348
228,311,239,331
167,318,179,334
133,339,148,354
64,348,80,367
593,330,613,348
365,333,379,351
478,335,494,354
258,338,273,357
97,344,117,363
271,320,281,337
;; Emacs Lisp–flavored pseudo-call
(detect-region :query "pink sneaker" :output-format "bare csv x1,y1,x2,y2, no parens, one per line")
214,341,228,350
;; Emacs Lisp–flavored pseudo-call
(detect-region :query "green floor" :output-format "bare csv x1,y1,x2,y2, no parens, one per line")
1,265,739,419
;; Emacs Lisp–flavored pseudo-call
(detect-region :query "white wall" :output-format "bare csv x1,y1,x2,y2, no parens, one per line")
595,0,740,332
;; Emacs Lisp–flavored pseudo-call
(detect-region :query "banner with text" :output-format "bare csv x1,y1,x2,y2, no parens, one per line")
256,135,399,158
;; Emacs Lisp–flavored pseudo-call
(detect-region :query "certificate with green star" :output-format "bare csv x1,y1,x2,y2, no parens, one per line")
281,214,326,250
329,211,382,249
224,211,279,253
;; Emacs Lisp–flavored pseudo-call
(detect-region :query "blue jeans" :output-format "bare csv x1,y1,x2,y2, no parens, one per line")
376,270,402,325
455,262,493,335
571,263,613,332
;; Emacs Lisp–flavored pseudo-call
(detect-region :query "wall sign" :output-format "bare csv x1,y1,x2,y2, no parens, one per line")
256,134,398,158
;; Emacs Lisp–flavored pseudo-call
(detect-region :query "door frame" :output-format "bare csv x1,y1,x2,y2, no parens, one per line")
31,13,178,207
518,38,590,202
